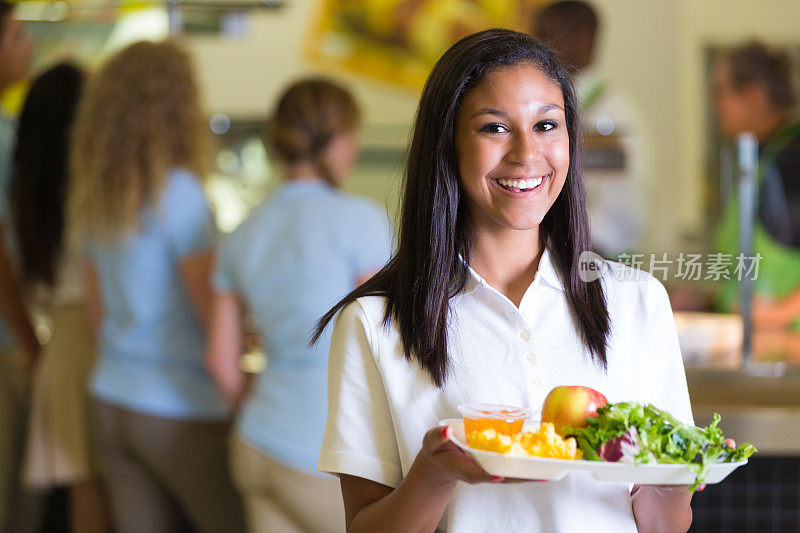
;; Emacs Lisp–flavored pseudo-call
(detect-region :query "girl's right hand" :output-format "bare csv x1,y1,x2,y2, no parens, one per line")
419,425,501,484
420,425,534,485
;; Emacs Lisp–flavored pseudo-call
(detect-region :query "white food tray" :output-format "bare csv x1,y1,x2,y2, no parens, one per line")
439,419,746,485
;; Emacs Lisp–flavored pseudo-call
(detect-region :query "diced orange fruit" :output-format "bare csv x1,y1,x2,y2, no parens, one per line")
466,422,582,460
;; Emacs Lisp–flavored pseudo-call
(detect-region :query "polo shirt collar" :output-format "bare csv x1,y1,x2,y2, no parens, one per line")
279,178,329,194
537,247,566,291
461,247,565,295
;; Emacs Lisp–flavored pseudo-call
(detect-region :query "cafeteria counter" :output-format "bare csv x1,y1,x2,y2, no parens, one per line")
686,367,800,530
687,367,800,455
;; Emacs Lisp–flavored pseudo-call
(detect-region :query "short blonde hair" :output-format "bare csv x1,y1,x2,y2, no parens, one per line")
69,40,209,237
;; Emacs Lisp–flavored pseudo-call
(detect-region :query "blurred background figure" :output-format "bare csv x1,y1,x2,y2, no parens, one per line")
532,0,645,256
712,41,800,356
8,62,110,533
206,78,393,533
0,1,40,531
68,41,243,533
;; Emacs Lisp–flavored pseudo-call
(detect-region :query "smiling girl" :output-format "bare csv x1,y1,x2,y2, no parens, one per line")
314,29,694,532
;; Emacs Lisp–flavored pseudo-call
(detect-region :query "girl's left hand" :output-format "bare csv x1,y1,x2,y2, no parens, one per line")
631,484,696,533
631,483,705,497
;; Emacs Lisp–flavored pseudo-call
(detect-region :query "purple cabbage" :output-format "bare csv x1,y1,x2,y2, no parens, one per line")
599,427,641,463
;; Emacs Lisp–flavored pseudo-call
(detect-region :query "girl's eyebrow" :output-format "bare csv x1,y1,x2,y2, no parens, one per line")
538,103,564,113
470,103,564,119
471,107,507,118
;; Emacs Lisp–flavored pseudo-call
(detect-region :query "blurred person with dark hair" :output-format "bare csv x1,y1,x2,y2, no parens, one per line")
205,77,393,533
713,41,800,349
532,0,646,257
0,1,39,531
69,41,243,533
9,62,110,533
533,0,597,73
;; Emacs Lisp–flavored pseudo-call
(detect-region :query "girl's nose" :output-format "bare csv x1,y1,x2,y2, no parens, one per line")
506,131,541,166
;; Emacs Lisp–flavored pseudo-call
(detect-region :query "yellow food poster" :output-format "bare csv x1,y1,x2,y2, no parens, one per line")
304,0,547,91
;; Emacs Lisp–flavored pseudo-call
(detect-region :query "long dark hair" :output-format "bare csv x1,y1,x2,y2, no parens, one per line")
9,63,84,290
314,29,609,387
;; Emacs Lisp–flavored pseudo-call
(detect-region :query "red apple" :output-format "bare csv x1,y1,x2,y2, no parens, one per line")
541,386,608,437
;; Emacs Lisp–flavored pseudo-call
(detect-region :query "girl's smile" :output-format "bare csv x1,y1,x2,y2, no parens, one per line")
491,173,550,194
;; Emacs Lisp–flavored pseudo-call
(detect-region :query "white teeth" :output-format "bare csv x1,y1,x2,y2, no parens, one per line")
496,176,546,190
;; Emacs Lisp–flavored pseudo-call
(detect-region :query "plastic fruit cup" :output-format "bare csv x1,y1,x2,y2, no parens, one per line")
457,403,533,436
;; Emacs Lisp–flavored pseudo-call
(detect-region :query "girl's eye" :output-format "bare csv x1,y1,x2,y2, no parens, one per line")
479,123,509,134
536,120,558,132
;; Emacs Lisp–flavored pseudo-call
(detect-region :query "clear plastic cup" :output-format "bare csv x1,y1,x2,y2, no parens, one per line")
457,403,533,436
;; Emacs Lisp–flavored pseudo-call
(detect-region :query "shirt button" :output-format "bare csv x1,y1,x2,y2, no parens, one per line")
531,377,541,387
526,353,535,363
520,331,531,341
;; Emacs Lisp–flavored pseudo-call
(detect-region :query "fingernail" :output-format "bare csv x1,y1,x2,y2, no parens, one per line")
440,426,451,439
491,476,504,483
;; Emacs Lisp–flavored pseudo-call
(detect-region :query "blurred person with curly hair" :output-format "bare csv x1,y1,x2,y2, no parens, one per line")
69,40,244,533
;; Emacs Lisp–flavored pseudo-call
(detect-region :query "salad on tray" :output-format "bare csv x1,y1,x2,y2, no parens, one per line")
457,386,756,490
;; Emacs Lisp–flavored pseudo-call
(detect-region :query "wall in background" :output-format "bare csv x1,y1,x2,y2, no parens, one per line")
185,0,800,251
186,1,418,144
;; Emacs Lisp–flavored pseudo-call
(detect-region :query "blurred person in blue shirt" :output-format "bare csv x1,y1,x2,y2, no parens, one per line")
69,41,243,533
206,78,393,533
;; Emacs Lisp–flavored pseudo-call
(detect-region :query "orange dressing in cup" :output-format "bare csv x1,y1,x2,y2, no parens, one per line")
457,404,532,436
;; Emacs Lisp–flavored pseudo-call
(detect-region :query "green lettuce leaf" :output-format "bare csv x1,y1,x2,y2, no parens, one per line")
566,403,757,492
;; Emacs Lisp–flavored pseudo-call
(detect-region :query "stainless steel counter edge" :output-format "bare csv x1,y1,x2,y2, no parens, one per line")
693,404,800,456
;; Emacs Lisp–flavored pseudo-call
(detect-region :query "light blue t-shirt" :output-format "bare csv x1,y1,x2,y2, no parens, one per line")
215,179,394,473
88,168,227,420
0,114,17,351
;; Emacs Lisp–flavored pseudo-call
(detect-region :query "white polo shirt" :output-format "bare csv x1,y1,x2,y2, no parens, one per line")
319,248,693,532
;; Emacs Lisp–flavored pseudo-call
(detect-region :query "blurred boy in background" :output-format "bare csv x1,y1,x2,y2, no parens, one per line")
532,0,646,256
